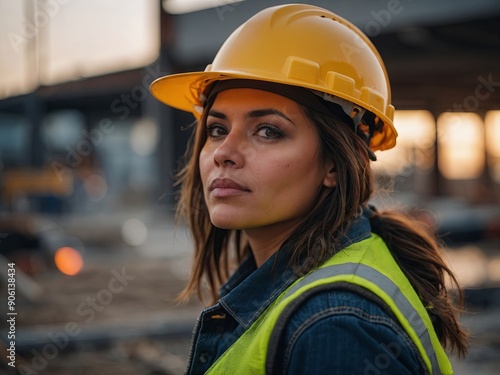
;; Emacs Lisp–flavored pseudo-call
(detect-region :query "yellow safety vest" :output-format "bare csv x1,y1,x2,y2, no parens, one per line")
206,234,453,374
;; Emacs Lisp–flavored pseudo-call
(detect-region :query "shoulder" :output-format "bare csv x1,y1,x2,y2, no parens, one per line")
267,285,428,375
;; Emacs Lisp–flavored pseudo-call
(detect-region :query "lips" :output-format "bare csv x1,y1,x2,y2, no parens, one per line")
209,178,250,197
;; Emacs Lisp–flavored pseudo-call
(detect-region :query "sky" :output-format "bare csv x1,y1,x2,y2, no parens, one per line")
0,0,160,99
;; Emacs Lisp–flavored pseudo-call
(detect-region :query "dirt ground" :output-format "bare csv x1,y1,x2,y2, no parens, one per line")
2,246,203,375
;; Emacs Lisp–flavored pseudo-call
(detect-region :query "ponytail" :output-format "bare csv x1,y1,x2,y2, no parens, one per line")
369,209,469,358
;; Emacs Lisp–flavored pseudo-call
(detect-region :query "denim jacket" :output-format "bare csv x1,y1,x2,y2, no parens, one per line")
185,210,427,374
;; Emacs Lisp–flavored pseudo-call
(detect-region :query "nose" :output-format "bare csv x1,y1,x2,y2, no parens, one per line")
213,132,247,168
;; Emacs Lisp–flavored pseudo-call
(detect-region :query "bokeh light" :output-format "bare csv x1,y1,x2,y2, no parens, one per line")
437,112,485,180
121,218,148,246
83,174,108,201
445,245,488,287
130,118,158,157
374,110,435,175
485,111,500,158
54,246,84,276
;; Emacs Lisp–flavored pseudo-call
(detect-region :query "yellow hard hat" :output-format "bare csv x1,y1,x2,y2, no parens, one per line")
150,3,397,151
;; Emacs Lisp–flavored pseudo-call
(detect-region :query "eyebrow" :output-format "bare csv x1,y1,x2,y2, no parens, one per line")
207,108,294,124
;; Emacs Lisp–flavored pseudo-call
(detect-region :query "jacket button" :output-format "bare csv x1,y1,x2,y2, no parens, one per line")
200,352,209,364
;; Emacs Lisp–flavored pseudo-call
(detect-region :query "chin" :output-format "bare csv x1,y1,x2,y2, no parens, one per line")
210,214,245,230
210,216,243,230
208,207,248,230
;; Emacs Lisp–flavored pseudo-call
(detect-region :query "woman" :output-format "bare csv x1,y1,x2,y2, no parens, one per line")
150,4,469,374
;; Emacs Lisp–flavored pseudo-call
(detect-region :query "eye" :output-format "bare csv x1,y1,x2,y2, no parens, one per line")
256,124,284,139
206,124,227,138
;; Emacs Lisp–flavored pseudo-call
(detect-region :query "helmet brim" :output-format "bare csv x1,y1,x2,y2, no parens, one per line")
150,71,397,152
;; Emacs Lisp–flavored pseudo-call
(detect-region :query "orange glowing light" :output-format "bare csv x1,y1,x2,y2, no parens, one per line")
54,247,84,276
437,112,485,180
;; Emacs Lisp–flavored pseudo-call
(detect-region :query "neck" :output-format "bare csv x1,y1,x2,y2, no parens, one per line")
243,218,302,267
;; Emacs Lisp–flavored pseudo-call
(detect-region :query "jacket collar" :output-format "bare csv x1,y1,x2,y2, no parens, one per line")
218,208,373,329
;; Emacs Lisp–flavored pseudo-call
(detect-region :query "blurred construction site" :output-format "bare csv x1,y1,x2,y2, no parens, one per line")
0,1,499,374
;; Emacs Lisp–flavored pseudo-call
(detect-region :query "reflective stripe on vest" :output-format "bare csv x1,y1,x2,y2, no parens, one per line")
205,234,453,375
284,262,441,374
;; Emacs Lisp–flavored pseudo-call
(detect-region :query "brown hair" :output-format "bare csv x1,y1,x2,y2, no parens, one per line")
175,94,469,358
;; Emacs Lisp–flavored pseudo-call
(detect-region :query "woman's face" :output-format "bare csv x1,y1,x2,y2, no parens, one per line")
199,88,335,231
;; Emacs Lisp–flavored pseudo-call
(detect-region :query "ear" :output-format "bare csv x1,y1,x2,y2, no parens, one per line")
323,160,337,188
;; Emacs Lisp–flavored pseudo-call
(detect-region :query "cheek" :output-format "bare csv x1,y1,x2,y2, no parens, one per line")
256,150,322,192
199,147,212,183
